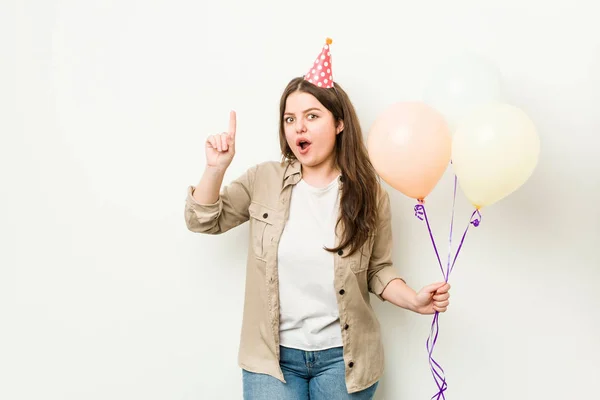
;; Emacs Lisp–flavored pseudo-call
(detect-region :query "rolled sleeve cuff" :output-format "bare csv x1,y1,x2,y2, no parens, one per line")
186,186,223,224
369,266,405,301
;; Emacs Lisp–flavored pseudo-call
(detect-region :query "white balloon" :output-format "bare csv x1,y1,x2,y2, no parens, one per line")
451,103,540,208
424,53,504,134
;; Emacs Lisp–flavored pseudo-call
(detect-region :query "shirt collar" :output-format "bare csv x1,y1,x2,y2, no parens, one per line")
282,160,346,189
283,159,301,179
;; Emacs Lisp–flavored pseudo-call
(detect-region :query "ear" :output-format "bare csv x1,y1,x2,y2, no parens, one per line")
336,119,344,135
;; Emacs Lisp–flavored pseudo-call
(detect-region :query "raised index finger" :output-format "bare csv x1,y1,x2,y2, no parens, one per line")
228,110,236,138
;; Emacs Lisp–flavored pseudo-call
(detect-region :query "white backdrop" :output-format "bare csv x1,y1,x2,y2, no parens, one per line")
2,0,599,399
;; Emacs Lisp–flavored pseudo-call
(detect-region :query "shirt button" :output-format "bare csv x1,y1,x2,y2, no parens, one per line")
348,362,354,368
344,324,349,330
263,213,268,219
339,289,345,295
337,250,343,256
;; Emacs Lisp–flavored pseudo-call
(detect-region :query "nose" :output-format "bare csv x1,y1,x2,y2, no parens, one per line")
294,119,306,134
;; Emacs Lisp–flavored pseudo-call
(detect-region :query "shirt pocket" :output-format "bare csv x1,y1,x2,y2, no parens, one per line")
248,202,275,260
349,235,374,274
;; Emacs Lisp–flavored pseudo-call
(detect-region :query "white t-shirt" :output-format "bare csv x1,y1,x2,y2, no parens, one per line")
277,175,343,351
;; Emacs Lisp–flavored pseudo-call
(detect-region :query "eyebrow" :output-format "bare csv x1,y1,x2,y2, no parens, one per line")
284,107,322,116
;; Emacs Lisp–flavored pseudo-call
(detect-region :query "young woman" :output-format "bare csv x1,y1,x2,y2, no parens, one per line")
185,40,450,400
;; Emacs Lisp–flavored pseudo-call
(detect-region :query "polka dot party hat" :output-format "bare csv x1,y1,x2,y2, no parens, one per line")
304,38,334,88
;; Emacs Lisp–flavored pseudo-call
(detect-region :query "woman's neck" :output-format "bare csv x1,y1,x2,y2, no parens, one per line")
300,161,340,188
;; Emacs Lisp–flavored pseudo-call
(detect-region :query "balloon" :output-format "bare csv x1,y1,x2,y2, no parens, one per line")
367,102,452,200
424,53,504,134
451,103,540,209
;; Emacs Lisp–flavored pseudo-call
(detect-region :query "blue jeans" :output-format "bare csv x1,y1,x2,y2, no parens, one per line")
242,346,379,399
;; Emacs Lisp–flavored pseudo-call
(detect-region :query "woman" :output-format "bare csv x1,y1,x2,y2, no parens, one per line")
185,39,450,400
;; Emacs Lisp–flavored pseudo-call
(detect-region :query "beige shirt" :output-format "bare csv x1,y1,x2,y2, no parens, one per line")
184,160,403,393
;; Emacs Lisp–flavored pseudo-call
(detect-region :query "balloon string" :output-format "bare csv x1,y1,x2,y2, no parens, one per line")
414,202,447,399
414,203,445,280
414,176,482,399
447,175,457,279
449,209,481,277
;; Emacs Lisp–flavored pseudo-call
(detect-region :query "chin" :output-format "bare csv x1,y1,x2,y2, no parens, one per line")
300,158,325,168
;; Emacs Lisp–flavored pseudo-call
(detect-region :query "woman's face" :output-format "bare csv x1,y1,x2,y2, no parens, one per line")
283,91,343,169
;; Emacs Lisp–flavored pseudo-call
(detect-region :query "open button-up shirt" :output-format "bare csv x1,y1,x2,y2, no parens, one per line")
184,160,403,393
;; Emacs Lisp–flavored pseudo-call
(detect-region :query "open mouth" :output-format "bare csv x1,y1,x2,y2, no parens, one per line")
296,138,312,153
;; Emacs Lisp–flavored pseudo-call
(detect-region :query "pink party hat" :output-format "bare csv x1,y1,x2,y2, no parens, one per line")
304,38,334,88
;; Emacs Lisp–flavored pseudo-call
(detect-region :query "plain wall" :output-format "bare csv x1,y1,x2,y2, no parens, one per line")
2,0,599,399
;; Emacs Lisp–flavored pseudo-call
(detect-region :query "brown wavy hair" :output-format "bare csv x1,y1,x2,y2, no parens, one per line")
278,77,380,256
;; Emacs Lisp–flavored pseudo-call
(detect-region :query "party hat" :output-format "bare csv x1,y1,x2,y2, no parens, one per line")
304,38,334,88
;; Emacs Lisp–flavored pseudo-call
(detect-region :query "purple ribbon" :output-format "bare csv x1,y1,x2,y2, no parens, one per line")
414,176,482,399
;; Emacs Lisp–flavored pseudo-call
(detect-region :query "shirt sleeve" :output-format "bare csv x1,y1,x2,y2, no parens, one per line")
367,187,405,301
184,165,257,234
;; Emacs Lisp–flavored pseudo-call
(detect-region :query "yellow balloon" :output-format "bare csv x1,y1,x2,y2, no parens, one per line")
451,103,540,208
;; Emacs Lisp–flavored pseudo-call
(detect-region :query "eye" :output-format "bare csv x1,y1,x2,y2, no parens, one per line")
307,114,318,120
284,116,294,123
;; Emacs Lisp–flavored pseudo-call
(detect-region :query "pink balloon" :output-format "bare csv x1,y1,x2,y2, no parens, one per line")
367,102,452,200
